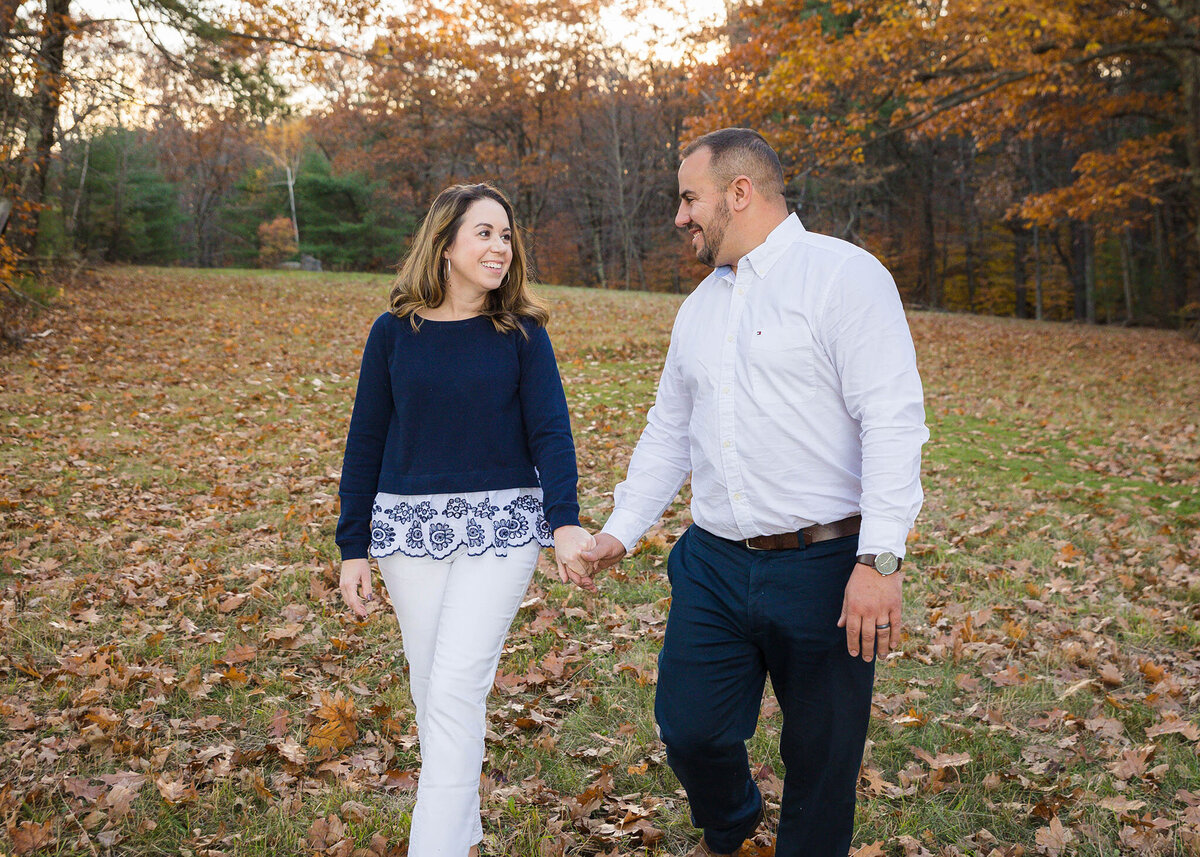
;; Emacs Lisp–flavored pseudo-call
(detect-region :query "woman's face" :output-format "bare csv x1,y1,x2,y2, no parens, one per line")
443,198,513,298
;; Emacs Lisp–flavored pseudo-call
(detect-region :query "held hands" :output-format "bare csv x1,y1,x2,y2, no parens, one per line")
553,525,598,591
579,533,627,574
339,558,373,618
837,563,903,662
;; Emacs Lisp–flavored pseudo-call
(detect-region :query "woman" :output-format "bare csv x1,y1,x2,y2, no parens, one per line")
336,183,594,855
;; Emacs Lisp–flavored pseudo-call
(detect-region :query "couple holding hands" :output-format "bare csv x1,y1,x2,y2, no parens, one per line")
335,128,928,857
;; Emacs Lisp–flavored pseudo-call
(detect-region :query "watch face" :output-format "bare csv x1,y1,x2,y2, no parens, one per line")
877,552,899,575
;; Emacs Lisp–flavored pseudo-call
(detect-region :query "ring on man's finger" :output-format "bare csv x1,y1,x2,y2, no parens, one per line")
875,622,891,630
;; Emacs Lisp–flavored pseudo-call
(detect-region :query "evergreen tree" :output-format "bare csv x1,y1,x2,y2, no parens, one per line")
71,127,182,264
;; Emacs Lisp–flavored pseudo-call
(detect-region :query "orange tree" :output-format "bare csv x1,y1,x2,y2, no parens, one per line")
694,0,1197,323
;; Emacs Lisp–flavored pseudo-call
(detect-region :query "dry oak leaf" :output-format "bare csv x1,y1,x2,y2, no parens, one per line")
895,835,935,857
307,814,346,851
564,765,615,821
1097,663,1124,687
276,735,308,765
1097,796,1147,813
62,777,105,804
1145,714,1200,742
1,698,38,730
100,773,146,819
1139,661,1166,684
218,592,249,613
1035,816,1074,856
989,664,1030,686
339,799,371,822
1109,746,1155,780
851,842,886,857
265,622,305,645
308,690,359,755
350,832,393,857
910,746,971,770
382,769,418,790
8,820,56,855
269,708,290,742
155,773,199,805
220,643,258,664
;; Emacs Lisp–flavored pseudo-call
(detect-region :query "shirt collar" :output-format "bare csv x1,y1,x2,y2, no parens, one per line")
712,213,805,286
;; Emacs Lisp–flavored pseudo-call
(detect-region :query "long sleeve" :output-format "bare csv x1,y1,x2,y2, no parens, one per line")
820,254,928,557
601,323,693,552
336,314,395,560
517,323,580,531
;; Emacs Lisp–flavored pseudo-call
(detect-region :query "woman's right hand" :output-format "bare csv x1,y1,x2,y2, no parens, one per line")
339,558,373,617
553,525,597,592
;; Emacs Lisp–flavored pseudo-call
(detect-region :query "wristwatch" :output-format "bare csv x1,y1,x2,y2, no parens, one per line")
856,551,901,576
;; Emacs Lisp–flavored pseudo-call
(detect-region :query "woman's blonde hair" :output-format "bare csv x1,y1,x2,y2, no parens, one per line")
389,183,548,334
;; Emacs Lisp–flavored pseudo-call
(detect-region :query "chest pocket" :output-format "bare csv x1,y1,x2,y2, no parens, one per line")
748,325,816,405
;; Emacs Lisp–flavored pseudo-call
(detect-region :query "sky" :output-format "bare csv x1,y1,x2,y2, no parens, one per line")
61,0,730,122
77,0,730,53
599,0,727,58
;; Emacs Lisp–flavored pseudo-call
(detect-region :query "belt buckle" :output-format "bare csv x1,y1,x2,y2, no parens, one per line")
744,538,765,551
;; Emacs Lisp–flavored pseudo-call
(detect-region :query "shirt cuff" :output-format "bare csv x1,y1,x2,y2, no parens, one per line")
857,518,911,559
339,543,370,562
600,508,652,555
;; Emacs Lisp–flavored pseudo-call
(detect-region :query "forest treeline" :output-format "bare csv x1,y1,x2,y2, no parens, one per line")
3,0,1198,330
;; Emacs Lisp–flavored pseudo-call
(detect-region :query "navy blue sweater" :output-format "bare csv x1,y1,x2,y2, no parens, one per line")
336,311,581,560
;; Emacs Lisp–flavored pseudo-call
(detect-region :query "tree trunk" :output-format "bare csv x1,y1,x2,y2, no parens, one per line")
957,137,977,312
285,164,299,247
1068,220,1088,321
964,227,977,313
1175,47,1200,276
1033,223,1044,321
1119,226,1134,323
1012,226,1029,319
1153,206,1172,323
108,132,127,261
67,134,89,237
13,0,71,259
1084,222,1097,324
919,151,938,308
584,192,606,289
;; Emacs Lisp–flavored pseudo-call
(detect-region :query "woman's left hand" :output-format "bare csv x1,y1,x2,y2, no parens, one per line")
553,525,597,591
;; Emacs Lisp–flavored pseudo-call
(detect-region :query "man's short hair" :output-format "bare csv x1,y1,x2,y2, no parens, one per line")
681,128,786,197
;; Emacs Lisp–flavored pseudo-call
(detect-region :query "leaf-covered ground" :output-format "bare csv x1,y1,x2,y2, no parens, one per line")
1,268,1198,856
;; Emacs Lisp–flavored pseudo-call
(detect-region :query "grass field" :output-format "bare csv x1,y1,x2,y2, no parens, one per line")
1,267,1198,856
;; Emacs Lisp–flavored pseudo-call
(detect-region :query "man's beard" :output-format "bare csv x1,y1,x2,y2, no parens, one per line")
695,198,730,268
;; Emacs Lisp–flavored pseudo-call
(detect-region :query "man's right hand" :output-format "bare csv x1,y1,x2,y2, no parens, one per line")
579,533,627,573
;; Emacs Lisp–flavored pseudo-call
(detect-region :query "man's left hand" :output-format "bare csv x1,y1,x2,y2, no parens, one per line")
837,563,903,662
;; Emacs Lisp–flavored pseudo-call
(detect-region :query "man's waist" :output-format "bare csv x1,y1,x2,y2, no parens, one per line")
705,515,862,551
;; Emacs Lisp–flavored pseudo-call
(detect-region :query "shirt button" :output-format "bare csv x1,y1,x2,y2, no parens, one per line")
726,335,734,343
734,492,744,501
722,386,730,394
723,440,731,448
737,288,745,295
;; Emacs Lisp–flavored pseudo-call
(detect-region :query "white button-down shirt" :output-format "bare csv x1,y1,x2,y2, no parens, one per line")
602,213,928,557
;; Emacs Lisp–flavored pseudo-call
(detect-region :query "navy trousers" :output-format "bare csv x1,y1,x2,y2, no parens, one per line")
654,525,876,856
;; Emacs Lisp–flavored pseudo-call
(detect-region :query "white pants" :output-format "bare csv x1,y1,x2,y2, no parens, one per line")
377,542,539,855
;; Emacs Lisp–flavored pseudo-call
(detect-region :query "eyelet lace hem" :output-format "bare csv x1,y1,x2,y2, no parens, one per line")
369,487,553,560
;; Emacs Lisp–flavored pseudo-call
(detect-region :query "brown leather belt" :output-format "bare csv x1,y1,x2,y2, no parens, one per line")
739,514,862,550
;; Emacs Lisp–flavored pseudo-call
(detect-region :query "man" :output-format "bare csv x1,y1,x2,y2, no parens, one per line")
580,128,927,856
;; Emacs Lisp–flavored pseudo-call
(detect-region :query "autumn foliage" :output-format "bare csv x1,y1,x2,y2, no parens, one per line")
2,0,1198,333
257,217,298,267
689,0,1200,327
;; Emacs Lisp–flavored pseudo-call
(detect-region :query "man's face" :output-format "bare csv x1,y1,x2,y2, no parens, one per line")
675,148,733,269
